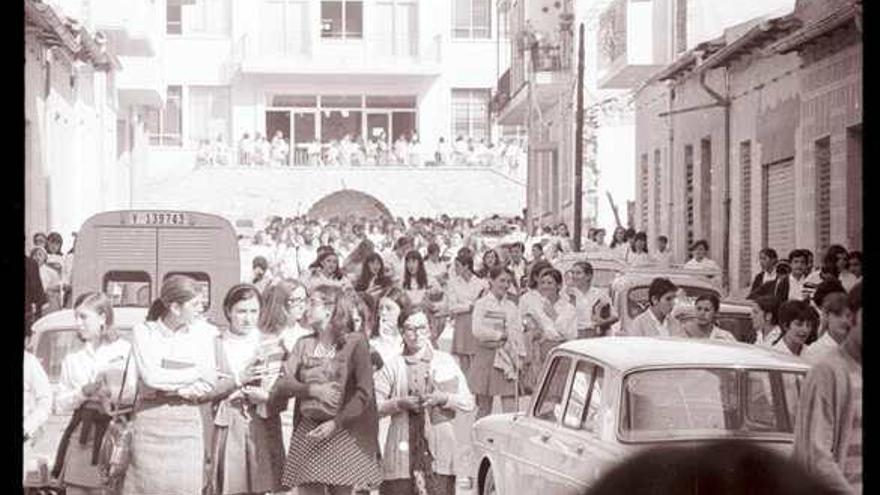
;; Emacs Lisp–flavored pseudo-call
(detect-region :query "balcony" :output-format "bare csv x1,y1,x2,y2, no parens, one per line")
230,32,443,78
596,0,665,89
90,0,159,56
494,41,572,125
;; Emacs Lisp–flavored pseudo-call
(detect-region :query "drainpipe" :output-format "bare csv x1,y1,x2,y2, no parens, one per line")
666,83,676,261
698,70,731,293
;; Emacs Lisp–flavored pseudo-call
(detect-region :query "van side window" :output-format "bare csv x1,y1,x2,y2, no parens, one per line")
104,271,152,307
163,272,211,310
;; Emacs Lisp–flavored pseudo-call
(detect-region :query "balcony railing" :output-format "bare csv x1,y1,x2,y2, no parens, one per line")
232,32,442,71
494,40,571,115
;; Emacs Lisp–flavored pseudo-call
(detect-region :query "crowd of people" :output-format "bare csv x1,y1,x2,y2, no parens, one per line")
195,132,527,175
23,212,862,494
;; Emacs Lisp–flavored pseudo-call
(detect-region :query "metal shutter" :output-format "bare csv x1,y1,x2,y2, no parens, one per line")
739,141,752,288
815,137,831,252
685,145,695,248
640,154,649,229
763,159,795,257
654,150,662,235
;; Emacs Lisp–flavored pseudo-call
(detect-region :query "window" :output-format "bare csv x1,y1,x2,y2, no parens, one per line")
653,150,661,235
846,126,862,250
563,361,604,432
700,138,712,243
321,1,363,39
145,85,183,146
167,3,182,34
164,272,211,311
451,89,490,140
534,355,572,422
640,154,649,229
184,0,231,36
684,144,694,249
374,1,418,58
104,271,152,308
739,141,752,288
261,0,311,57
188,86,231,145
453,0,491,39
815,137,831,252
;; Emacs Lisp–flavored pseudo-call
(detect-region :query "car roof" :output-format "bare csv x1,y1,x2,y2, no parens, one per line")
32,308,148,333
555,337,810,372
612,272,718,291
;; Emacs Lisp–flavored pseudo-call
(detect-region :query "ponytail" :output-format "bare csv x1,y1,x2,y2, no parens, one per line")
146,298,168,321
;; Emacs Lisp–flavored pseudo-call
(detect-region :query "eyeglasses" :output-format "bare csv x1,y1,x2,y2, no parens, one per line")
288,297,308,305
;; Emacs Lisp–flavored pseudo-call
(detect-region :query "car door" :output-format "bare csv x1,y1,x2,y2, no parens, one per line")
502,354,574,494
555,360,624,490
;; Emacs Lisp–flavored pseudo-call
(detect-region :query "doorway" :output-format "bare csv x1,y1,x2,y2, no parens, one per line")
366,113,390,143
293,112,317,165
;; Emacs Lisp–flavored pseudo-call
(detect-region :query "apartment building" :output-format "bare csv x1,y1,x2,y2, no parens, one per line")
143,0,503,180
634,0,862,294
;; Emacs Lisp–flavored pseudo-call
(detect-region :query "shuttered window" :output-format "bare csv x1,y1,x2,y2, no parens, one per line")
763,159,796,257
815,137,831,252
684,144,694,249
739,141,752,288
653,149,661,235
640,153,649,229
846,126,862,250
700,138,712,244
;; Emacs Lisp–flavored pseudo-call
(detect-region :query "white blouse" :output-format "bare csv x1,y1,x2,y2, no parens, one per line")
131,319,217,393
55,338,132,413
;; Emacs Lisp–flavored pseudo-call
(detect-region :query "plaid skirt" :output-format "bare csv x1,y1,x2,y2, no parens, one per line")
451,313,477,356
281,417,382,489
468,345,517,397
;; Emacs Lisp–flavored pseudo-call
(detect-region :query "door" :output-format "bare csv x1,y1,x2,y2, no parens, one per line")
505,355,577,494
762,159,795,257
366,113,390,144
293,111,317,165
391,111,416,142
847,125,862,250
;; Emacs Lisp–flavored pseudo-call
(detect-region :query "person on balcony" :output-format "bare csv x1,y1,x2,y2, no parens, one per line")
213,134,229,167
238,133,254,166
408,132,422,166
271,131,289,167
435,137,450,166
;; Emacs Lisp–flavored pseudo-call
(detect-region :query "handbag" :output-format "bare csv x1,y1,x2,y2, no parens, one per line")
97,351,138,493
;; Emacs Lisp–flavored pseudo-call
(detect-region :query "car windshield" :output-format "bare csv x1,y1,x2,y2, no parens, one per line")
716,314,755,342
627,285,720,318
620,368,804,442
35,328,133,382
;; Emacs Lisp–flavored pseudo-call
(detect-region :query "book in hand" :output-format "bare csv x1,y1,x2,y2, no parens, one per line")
160,358,195,370
484,310,508,336
429,377,459,425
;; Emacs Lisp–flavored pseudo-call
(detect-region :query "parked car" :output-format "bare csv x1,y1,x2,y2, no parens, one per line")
608,269,722,335
672,299,756,342
472,337,810,495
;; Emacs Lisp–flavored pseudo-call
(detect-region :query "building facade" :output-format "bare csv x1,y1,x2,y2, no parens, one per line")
634,0,861,294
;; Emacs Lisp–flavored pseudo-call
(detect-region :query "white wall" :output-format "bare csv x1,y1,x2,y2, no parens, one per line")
687,0,796,49
595,123,635,229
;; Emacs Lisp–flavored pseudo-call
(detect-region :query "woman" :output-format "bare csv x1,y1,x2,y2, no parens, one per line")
445,254,488,378
402,250,430,304
375,304,475,495
354,253,393,299
123,275,236,495
53,293,134,495
31,246,62,312
210,284,285,495
471,267,525,419
522,268,576,372
260,280,312,353
565,261,618,339
751,295,782,348
840,251,862,291
772,300,814,357
271,285,383,495
371,287,412,366
475,249,500,279
626,232,651,266
609,227,629,260
309,250,351,291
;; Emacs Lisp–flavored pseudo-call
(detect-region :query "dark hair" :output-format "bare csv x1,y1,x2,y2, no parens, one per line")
355,252,391,292
403,250,428,290
812,280,847,308
455,254,475,273
511,242,525,251
397,303,434,334
487,265,512,282
426,243,440,256
532,243,544,253
527,260,554,289
222,283,262,324
759,248,778,260
321,286,358,347
695,293,720,312
788,249,808,264
648,278,678,305
313,250,344,280
538,267,563,287
572,261,594,277
372,287,411,338
821,244,848,277
585,441,837,495
47,231,63,245
632,232,648,253
258,280,295,334
847,250,862,265
477,249,499,278
33,232,46,243
610,227,627,248
147,275,200,321
691,239,709,251
778,300,813,330
657,235,668,243
252,256,268,270
75,292,116,331
848,282,862,315
753,295,780,326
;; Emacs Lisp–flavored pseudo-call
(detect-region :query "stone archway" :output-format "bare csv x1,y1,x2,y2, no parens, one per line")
306,189,393,221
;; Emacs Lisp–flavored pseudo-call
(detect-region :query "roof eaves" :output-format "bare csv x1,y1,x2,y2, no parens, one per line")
772,2,860,54
697,15,802,72
24,0,80,54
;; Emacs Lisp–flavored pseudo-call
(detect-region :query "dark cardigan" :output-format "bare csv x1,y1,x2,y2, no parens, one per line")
269,332,380,459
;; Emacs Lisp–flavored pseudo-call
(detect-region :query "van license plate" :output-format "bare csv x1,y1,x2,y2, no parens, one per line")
128,212,189,226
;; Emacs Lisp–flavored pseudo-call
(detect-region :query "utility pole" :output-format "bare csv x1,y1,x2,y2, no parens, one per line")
573,22,585,252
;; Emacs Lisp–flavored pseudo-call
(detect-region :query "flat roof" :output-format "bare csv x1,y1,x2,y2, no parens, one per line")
555,337,810,371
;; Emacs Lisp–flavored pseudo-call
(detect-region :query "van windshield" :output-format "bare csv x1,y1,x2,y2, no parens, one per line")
104,271,152,307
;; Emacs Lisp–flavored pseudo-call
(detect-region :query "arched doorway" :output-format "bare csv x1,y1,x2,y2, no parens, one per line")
306,189,393,221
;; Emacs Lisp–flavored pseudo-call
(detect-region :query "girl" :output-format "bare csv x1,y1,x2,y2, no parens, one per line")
524,268,576,371
751,295,782,348
371,287,412,366
375,305,475,495
354,253,393,300
609,227,629,261
260,280,312,353
626,232,651,266
773,300,815,357
123,276,238,495
475,249,499,279
309,250,352,291
272,285,383,495
210,284,285,495
53,293,134,495
444,254,488,378
565,261,618,339
470,267,526,419
402,250,430,305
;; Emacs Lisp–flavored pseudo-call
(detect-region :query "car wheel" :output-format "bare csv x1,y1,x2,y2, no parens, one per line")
483,467,498,495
